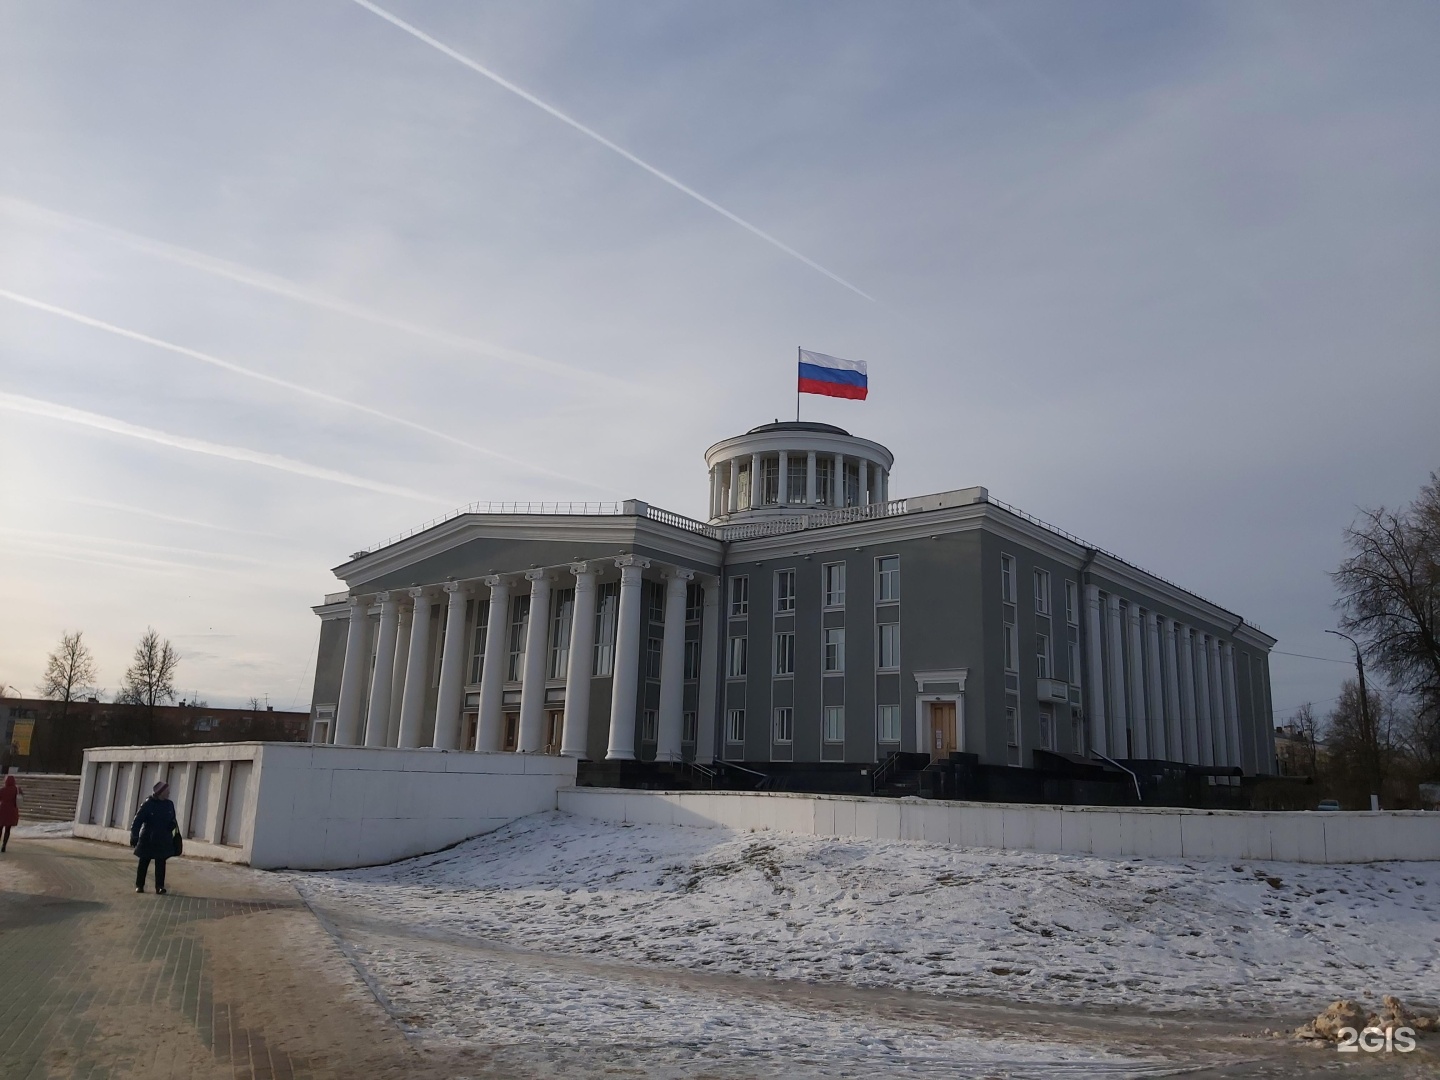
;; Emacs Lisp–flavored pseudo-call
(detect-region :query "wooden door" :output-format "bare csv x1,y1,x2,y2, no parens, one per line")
544,711,564,754
928,702,957,761
502,713,519,752
462,712,479,752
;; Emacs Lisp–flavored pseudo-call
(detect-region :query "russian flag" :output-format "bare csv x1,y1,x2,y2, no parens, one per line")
798,349,868,401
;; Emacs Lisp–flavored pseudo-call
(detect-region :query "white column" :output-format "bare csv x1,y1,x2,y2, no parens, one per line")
475,576,511,751
858,460,870,506
364,593,400,747
386,603,412,747
778,450,789,505
881,469,890,504
1126,605,1148,758
396,588,433,748
1161,618,1182,761
1223,642,1244,774
1105,595,1128,757
695,577,721,764
517,570,553,752
1194,634,1215,766
1206,636,1226,768
728,458,739,513
560,563,597,757
654,569,693,762
749,453,762,507
806,450,817,506
431,582,470,750
1177,626,1199,763
334,597,371,746
832,453,844,506
708,467,719,519
1083,585,1107,756
1144,612,1164,759
605,556,649,760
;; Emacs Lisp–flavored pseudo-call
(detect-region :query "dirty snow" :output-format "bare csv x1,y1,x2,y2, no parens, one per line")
10,821,74,838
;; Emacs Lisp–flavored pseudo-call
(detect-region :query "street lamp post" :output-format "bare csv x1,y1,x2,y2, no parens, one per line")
1326,629,1380,809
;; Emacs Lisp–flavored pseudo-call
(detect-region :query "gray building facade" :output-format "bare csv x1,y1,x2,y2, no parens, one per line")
309,422,1277,776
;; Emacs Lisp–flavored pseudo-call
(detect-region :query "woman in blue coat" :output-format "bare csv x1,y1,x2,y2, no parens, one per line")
130,780,178,894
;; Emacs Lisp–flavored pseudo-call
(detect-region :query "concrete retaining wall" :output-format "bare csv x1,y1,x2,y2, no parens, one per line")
74,743,577,869
558,788,1440,864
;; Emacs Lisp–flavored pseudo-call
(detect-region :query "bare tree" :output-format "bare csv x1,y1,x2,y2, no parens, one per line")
1290,703,1322,778
118,628,179,728
39,630,99,723
1325,679,1399,800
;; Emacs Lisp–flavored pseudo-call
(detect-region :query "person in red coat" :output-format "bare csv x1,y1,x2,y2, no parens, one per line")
0,775,21,852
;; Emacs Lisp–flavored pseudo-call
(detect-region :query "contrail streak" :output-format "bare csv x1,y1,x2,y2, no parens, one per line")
0,288,612,493
0,194,639,394
0,391,454,504
348,0,875,303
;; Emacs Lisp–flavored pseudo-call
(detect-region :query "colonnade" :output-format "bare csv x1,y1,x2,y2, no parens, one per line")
1082,585,1245,771
708,449,890,518
331,558,719,761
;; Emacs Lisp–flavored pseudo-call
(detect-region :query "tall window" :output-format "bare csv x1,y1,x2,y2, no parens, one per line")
647,581,665,625
726,709,745,743
877,556,899,602
823,562,846,608
686,582,704,622
729,576,749,617
506,595,530,681
1038,704,1054,751
1034,568,1050,614
1006,704,1020,748
641,709,657,742
645,637,663,680
825,706,846,743
760,457,780,505
1001,554,1016,603
1003,621,1017,672
593,581,619,676
727,635,748,678
815,458,834,505
1065,581,1078,626
877,704,900,743
774,632,795,676
1036,632,1051,679
775,570,796,613
773,707,793,743
682,711,697,742
823,627,845,673
878,622,900,670
787,456,808,503
684,639,702,680
548,589,574,679
469,595,491,684
1071,707,1085,751
1068,640,1082,685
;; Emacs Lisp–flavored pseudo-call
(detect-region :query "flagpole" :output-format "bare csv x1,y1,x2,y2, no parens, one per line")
796,345,801,422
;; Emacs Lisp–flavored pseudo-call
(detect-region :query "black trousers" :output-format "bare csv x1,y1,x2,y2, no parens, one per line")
136,856,167,891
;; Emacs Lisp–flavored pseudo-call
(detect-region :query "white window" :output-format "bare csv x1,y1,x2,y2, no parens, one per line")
787,456,808,504
726,709,745,743
685,582,704,622
1006,704,1019,747
877,622,900,670
824,705,845,743
1071,707,1084,751
877,556,899,602
1034,568,1050,614
877,704,901,743
773,707,793,743
645,637,663,680
647,581,665,625
1001,554,1015,604
548,588,574,680
729,576,749,617
469,596,491,684
507,594,530,682
1003,621,1017,672
815,458,835,505
1039,704,1054,751
593,581,619,676
682,711,697,742
760,457,780,506
1065,580,1078,626
823,562,846,608
1036,632,1051,680
727,636,748,678
774,632,795,676
1068,640,1081,685
775,569,796,613
823,627,845,673
641,709,657,742
684,639,701,680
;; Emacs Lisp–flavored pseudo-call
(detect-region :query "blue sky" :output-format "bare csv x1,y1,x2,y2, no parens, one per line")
2,1,1437,717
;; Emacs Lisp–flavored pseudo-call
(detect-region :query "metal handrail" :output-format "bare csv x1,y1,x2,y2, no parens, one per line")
1094,750,1143,802
871,750,903,793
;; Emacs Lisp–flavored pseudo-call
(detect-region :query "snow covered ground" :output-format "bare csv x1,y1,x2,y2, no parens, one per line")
292,812,1440,1075
10,821,73,838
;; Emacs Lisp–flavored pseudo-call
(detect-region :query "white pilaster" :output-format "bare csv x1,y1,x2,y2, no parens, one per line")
833,453,844,506
695,577,721,764
1206,636,1226,768
1194,634,1215,766
475,576,511,751
1177,625,1200,763
728,458,739,513
605,556,649,760
333,597,371,746
806,450,817,506
778,450,789,505
517,570,553,753
1144,612,1164,760
1161,618,1183,761
1083,585,1107,756
654,569,693,762
386,603,413,747
749,452,761,507
364,593,400,747
1126,605,1148,758
858,459,870,506
1223,642,1244,774
396,588,433,748
430,582,470,750
561,564,597,757
1105,595,1129,757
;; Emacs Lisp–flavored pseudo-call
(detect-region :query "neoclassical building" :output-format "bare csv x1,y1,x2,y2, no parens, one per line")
309,421,1277,778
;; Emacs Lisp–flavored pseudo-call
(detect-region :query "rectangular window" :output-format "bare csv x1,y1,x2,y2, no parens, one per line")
729,576,749,617
774,632,795,676
775,569,796,613
685,582,704,622
641,709,657,742
645,637,663,680
1003,621,1017,673
684,639,702,680
1006,704,1020,747
727,635,748,678
1001,554,1016,603
1034,568,1050,614
1036,632,1051,679
760,457,779,506
823,562,846,608
548,588,574,680
1068,640,1082,685
815,458,834,506
824,705,845,743
682,711,697,742
877,704,901,743
787,456,808,503
1071,707,1084,752
1065,580,1078,626
823,627,845,673
647,581,665,625
469,596,491,684
506,595,530,682
877,622,900,670
1039,704,1054,751
773,707,793,743
593,581,619,676
726,709,745,743
877,555,899,602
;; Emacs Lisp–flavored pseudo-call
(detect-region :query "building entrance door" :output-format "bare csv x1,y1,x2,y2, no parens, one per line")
462,711,479,752
502,713,519,752
928,701,957,762
544,710,564,755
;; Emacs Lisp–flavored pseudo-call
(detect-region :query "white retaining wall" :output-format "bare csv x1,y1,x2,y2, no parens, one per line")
558,788,1440,864
74,742,577,869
